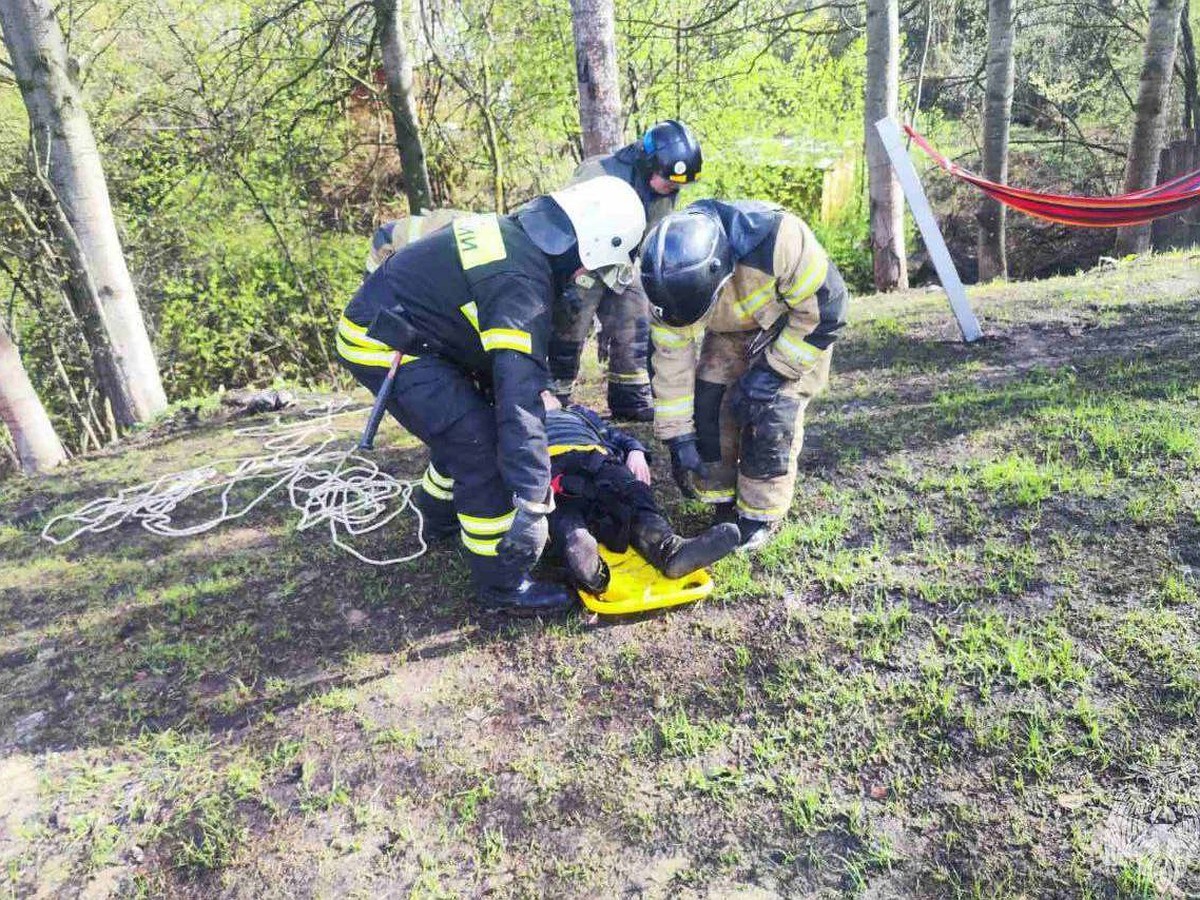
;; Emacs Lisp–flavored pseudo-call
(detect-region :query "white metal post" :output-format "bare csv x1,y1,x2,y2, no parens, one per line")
874,117,983,342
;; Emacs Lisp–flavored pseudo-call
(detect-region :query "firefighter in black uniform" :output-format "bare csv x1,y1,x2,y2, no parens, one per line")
337,176,646,614
548,120,703,421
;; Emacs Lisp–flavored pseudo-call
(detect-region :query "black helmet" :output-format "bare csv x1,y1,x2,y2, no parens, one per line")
641,120,702,185
640,209,732,327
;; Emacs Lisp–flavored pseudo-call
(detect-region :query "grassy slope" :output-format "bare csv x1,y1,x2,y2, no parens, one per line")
3,253,1200,899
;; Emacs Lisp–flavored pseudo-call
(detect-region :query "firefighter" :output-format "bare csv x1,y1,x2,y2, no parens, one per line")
549,120,703,421
640,200,848,551
363,209,468,275
336,176,646,614
539,392,741,594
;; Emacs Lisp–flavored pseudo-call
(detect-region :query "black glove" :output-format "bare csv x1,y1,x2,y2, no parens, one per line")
497,495,552,570
666,434,705,499
730,362,787,426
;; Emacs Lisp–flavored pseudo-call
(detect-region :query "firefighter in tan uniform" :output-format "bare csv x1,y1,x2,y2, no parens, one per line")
640,200,848,550
549,121,703,421
364,209,468,275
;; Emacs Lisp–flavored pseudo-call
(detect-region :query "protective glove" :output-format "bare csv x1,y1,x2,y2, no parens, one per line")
497,494,553,570
729,362,787,426
666,434,705,499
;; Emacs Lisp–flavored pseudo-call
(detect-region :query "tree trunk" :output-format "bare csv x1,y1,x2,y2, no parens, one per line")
1115,0,1187,255
569,0,623,157
1181,0,1198,131
0,322,67,474
864,0,909,291
977,0,1017,282
375,0,433,214
0,0,167,427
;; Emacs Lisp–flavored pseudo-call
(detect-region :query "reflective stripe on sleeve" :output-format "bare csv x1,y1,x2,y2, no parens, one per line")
783,255,829,306
460,302,480,331
480,328,532,354
773,331,824,369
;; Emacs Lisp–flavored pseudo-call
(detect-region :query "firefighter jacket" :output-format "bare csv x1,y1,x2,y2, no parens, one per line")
571,143,677,237
364,209,466,274
649,200,848,442
340,213,555,504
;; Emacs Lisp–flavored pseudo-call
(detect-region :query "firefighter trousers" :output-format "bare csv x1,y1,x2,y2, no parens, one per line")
692,331,832,522
339,355,527,592
548,274,652,418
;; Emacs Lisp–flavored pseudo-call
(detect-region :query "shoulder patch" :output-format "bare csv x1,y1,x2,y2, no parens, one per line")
453,214,507,270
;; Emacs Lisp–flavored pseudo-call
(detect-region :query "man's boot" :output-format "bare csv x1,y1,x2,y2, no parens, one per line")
562,526,610,594
608,382,654,423
737,517,777,553
477,579,578,616
711,502,737,526
632,513,741,580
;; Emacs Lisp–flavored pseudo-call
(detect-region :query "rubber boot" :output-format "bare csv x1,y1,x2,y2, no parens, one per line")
711,502,737,526
737,517,776,553
608,382,654,423
477,578,578,616
632,513,741,580
562,526,610,594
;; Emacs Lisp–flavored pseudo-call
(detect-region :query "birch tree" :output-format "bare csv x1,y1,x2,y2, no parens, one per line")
0,0,167,427
0,322,66,474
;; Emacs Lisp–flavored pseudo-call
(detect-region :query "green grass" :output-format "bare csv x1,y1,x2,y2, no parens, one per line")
2,254,1200,897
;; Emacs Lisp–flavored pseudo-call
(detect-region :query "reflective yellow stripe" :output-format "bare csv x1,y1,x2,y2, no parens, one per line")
548,444,608,457
338,316,392,350
480,328,532,354
426,463,453,490
460,302,480,332
654,395,694,419
421,473,454,501
651,324,695,348
336,336,416,368
461,532,500,556
454,215,507,270
457,509,516,536
608,371,651,385
774,331,823,368
697,488,735,502
783,256,828,306
737,498,789,518
737,279,777,318
407,215,424,243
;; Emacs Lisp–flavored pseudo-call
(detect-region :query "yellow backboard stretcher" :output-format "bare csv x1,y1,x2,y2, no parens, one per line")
580,545,713,615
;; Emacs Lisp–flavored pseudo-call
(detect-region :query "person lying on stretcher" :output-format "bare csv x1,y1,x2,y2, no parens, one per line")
541,391,740,594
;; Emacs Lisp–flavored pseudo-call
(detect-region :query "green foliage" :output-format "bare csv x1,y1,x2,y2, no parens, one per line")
156,226,360,397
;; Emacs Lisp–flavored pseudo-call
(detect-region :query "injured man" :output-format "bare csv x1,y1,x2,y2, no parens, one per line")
542,391,740,593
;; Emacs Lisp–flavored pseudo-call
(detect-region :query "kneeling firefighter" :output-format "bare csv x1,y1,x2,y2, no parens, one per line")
336,176,646,614
549,120,703,421
641,200,849,551
363,209,468,275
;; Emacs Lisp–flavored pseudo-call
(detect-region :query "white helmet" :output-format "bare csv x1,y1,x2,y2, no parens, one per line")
550,175,646,273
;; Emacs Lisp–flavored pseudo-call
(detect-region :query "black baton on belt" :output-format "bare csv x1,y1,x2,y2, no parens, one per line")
358,351,400,451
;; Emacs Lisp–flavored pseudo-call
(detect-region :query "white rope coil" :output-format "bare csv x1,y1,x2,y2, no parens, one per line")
41,399,427,566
